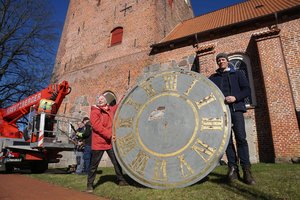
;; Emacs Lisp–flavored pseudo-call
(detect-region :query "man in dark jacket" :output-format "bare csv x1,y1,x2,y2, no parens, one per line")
209,53,255,185
70,122,85,175
76,117,92,174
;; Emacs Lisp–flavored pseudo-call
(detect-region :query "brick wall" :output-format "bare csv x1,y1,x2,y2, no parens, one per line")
280,18,300,127
254,29,300,161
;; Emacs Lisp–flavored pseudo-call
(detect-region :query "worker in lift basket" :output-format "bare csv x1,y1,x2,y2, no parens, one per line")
36,99,57,138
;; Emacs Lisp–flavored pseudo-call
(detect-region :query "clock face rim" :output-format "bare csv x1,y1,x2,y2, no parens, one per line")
113,69,231,189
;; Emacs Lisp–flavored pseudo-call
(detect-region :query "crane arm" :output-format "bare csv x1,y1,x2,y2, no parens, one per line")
0,81,71,138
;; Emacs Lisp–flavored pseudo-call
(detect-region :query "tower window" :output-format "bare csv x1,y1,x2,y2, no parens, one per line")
229,54,257,107
111,27,123,46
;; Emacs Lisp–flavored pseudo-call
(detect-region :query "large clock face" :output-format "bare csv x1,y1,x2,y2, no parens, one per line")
113,69,231,189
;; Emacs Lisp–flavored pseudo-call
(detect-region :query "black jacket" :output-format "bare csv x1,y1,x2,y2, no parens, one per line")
82,121,92,146
209,67,251,112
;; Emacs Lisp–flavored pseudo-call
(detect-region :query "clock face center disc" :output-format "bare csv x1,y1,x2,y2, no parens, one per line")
136,93,198,157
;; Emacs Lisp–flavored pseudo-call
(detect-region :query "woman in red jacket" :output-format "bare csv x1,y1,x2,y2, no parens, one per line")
86,93,127,193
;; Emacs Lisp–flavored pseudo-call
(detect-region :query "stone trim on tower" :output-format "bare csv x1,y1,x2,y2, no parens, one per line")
195,43,215,56
192,44,216,75
252,27,281,41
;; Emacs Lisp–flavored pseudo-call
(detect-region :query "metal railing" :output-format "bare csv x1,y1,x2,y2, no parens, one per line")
29,113,79,150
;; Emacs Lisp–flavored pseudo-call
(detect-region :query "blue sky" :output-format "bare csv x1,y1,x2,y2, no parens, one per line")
191,0,246,16
50,0,246,52
51,0,247,26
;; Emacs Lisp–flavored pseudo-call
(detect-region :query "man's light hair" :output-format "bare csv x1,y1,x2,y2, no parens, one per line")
95,94,107,105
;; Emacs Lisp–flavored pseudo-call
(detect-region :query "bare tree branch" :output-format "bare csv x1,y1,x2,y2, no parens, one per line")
0,0,59,108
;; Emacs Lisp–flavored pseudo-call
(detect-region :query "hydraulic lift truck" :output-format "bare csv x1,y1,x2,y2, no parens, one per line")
0,81,78,173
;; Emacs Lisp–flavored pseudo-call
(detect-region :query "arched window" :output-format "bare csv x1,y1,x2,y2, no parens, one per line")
228,54,256,107
110,27,123,46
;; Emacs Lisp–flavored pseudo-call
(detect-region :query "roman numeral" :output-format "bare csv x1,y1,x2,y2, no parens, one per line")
130,150,149,176
195,93,216,109
152,159,167,181
116,117,133,128
201,117,223,130
125,97,142,111
184,79,198,96
117,132,136,156
141,82,157,97
163,74,177,91
178,154,194,177
191,138,216,162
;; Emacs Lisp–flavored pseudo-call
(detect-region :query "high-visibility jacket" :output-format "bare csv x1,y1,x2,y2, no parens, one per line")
37,99,56,114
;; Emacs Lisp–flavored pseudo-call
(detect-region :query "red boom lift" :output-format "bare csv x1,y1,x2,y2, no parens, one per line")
0,81,75,173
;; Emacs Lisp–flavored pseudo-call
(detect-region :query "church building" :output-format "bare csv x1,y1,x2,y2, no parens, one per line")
52,0,300,165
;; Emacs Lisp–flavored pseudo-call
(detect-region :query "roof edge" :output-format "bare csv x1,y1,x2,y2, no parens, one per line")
150,5,300,55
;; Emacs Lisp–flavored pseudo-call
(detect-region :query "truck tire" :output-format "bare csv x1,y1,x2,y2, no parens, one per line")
30,161,48,173
5,164,14,173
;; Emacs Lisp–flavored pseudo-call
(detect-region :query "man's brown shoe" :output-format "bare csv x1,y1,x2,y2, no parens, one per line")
118,180,129,186
227,166,240,182
86,185,93,193
243,167,256,185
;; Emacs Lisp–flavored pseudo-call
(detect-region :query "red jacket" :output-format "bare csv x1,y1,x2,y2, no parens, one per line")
90,104,117,150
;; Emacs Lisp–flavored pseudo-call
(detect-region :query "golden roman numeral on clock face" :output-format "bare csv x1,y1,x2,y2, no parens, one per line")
153,159,167,181
125,97,142,111
117,132,136,156
191,138,216,162
195,93,216,109
117,118,133,128
201,117,223,130
178,154,194,177
163,74,177,91
141,82,157,97
184,79,198,96
130,150,149,176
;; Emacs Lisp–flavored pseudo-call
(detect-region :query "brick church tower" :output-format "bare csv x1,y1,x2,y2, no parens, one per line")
52,0,194,119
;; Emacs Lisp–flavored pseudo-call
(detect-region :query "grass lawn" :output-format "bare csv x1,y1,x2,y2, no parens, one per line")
29,163,300,200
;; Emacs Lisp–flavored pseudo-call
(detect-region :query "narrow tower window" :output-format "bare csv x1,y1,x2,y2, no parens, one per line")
111,27,123,46
229,54,257,107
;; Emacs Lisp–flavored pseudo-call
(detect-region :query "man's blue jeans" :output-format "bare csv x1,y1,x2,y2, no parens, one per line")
75,151,84,173
226,111,251,168
83,145,92,173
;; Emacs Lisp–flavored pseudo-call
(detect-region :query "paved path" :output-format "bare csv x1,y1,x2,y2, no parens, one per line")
0,174,107,200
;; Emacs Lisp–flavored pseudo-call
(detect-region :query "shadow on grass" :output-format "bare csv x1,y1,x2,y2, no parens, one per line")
94,174,147,189
94,174,117,187
209,171,276,200
45,168,74,174
190,175,211,187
